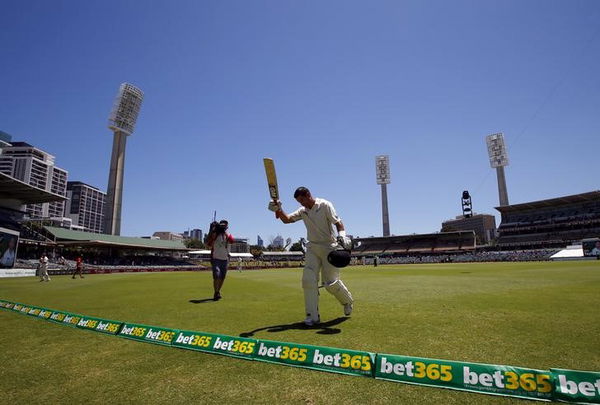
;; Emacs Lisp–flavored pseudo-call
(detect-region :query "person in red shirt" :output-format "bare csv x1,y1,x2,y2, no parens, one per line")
72,256,84,279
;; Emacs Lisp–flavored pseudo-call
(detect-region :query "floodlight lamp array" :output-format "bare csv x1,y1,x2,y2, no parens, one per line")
108,83,144,135
375,155,390,184
485,132,509,168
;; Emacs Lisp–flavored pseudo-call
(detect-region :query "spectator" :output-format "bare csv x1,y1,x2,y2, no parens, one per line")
0,237,17,268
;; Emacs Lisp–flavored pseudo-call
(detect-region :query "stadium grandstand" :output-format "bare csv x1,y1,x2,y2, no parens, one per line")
0,169,200,275
187,250,304,270
7,224,197,275
0,171,67,246
495,190,600,249
353,231,476,257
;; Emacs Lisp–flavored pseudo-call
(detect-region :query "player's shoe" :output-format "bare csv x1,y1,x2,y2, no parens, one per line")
344,303,353,316
303,317,320,326
213,292,221,301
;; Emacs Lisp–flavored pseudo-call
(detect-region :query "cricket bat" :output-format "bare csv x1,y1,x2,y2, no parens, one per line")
263,158,280,218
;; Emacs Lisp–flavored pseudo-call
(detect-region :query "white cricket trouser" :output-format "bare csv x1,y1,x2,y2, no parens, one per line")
302,243,352,322
40,266,50,281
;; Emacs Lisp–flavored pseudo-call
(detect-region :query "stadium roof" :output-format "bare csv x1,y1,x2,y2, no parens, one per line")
495,190,600,214
354,230,475,242
230,253,254,258
0,172,67,204
261,251,304,256
44,226,188,251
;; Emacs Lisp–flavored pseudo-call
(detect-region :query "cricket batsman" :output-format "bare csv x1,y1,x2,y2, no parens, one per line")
269,186,353,326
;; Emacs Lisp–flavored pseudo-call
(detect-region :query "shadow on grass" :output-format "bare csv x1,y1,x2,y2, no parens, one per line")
239,317,349,337
189,298,216,304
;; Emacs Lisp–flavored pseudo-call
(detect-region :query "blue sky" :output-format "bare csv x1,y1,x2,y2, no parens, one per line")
1,0,599,245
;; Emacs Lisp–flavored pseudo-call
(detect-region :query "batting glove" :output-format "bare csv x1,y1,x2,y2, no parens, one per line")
337,231,352,250
268,200,282,212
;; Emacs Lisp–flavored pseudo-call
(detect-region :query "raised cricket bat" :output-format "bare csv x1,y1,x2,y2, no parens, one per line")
263,158,280,218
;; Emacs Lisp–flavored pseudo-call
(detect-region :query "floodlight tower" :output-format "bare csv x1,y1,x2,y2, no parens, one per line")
462,190,473,218
375,155,391,236
104,83,144,235
485,132,510,206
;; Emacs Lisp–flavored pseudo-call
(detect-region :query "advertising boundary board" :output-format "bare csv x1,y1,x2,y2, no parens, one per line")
375,353,555,402
254,338,375,377
172,329,257,359
1,299,599,404
118,322,177,345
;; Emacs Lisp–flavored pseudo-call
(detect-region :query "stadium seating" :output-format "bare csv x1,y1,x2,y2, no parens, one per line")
496,192,600,248
354,231,476,257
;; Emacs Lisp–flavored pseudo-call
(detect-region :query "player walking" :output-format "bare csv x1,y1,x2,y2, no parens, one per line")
39,253,50,282
72,256,84,279
206,220,234,301
269,187,353,326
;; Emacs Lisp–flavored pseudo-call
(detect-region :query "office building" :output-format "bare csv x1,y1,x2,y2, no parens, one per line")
441,214,497,245
189,228,202,241
0,142,67,218
65,181,106,233
153,231,184,241
231,238,249,253
272,235,284,249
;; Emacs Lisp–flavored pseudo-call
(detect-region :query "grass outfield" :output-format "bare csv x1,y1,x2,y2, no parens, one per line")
1,261,599,404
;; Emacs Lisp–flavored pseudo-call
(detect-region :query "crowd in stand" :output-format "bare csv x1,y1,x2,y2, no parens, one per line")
15,253,198,272
496,201,600,248
12,248,563,274
358,249,559,265
14,255,305,273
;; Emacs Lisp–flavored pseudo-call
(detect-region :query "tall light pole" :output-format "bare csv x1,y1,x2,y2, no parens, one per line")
375,155,391,236
486,133,509,206
104,83,144,235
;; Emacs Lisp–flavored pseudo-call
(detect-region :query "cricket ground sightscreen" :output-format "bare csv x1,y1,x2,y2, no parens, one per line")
104,83,144,235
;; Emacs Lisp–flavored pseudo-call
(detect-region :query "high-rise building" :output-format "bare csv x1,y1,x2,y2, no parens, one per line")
65,181,106,233
0,141,68,218
231,238,249,253
152,231,184,241
257,235,263,247
189,228,202,241
272,235,284,249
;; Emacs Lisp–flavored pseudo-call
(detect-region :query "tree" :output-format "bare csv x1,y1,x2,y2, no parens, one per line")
289,242,303,252
289,238,305,252
184,239,206,249
249,245,263,257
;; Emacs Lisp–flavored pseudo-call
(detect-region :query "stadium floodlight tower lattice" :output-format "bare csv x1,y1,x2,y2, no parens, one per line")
104,83,144,235
486,132,510,207
375,155,391,236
